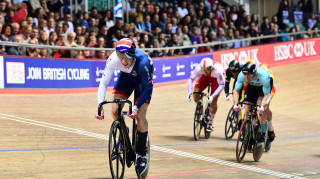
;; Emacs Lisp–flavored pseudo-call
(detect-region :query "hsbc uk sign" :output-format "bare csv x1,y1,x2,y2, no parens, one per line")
274,41,316,61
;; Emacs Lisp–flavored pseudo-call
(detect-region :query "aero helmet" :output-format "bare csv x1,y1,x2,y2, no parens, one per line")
200,58,213,71
228,60,240,72
242,63,257,76
116,38,136,59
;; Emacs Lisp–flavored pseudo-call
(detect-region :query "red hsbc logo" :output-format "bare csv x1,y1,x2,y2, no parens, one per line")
274,41,316,61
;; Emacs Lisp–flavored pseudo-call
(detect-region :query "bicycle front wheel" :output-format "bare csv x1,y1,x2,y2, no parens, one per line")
109,121,126,179
193,102,203,141
236,120,251,162
225,106,238,140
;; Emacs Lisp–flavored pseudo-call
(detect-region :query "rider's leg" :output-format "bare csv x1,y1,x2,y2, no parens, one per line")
208,97,218,124
257,96,267,134
193,88,202,103
111,94,127,120
136,103,149,155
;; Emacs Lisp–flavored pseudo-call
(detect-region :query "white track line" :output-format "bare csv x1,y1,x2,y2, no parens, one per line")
0,113,307,179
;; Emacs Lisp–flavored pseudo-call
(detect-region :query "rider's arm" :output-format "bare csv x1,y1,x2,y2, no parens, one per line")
261,75,272,108
188,65,201,94
211,73,225,98
233,72,245,104
97,61,115,105
224,69,232,94
135,61,154,109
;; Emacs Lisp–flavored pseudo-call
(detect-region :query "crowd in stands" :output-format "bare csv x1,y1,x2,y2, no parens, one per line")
0,0,319,59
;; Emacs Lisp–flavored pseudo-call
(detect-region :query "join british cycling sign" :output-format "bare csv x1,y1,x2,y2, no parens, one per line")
1,53,213,89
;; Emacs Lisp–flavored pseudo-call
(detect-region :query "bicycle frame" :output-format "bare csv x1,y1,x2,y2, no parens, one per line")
98,99,136,163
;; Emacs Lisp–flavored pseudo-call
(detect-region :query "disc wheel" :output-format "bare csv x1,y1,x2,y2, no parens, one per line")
109,121,126,179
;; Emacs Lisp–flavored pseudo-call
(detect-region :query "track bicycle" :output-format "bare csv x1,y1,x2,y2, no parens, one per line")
189,84,212,141
225,93,244,140
236,101,267,162
98,99,150,179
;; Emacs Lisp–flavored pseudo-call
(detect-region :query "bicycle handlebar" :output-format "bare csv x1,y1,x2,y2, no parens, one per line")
237,101,260,108
98,99,132,116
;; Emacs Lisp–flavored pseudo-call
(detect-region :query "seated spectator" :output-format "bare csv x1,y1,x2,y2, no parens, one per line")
86,35,97,47
308,13,316,29
38,48,48,57
234,30,242,48
280,24,290,41
26,39,39,57
215,27,227,50
64,31,77,47
95,50,106,59
225,28,234,49
1,23,13,42
150,39,165,57
11,23,20,36
6,35,22,55
38,30,48,45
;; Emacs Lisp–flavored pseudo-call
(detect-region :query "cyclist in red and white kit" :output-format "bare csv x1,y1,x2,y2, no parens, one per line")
187,57,225,132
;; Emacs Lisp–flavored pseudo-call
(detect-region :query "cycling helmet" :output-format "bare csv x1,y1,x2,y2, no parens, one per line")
228,60,240,72
116,38,136,59
200,58,213,71
242,63,257,76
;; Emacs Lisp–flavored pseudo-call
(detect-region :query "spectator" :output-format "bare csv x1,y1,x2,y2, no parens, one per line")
44,18,55,37
225,28,234,49
59,13,74,33
55,22,63,34
19,24,32,43
11,23,20,36
177,1,188,18
233,30,242,48
141,14,152,33
166,33,180,55
90,6,102,20
86,35,96,47
38,30,48,45
30,27,39,41
47,0,64,13
7,35,22,55
1,23,13,42
26,38,39,57
95,50,106,59
76,35,85,47
215,27,227,50
150,39,165,57
308,13,316,29
95,36,105,48
280,24,290,41
38,48,48,57
247,22,259,45
98,9,114,30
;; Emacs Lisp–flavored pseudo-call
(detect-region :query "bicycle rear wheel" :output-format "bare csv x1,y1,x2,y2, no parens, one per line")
193,102,203,141
109,121,126,179
225,107,238,140
236,120,251,162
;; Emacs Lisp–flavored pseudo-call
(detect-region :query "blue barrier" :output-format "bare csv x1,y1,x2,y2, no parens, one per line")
0,53,212,89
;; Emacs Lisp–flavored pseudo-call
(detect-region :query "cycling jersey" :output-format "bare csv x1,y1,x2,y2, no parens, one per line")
97,49,154,108
188,62,225,98
224,64,245,94
235,67,272,94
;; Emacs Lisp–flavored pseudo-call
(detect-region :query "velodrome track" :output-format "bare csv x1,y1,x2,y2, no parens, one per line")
0,60,319,179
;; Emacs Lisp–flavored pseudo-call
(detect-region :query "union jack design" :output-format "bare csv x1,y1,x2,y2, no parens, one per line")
116,38,133,53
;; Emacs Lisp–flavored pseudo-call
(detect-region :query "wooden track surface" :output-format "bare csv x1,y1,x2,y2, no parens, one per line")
0,60,320,179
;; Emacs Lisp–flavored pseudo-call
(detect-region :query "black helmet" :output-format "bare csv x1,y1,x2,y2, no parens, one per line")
228,60,240,72
242,63,257,76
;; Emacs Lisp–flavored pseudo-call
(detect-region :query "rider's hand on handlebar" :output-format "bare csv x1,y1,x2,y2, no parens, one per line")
258,106,264,115
95,109,104,120
127,105,138,119
208,96,214,103
233,104,239,112
187,93,192,101
225,94,229,101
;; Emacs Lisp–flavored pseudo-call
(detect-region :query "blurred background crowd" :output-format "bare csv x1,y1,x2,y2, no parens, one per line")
0,0,319,59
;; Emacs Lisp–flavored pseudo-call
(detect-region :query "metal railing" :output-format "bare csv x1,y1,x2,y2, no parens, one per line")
0,30,317,56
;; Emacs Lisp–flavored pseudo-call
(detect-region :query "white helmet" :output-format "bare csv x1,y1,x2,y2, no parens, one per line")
200,58,213,71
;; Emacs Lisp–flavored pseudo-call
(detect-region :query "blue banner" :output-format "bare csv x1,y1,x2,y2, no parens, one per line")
3,53,213,89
